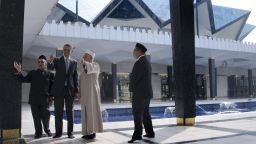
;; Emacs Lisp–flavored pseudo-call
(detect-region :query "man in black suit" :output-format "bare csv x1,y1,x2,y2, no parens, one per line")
48,44,79,139
14,55,54,139
128,43,155,143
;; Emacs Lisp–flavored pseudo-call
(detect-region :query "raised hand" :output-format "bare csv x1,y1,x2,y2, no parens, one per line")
80,58,85,65
13,61,22,73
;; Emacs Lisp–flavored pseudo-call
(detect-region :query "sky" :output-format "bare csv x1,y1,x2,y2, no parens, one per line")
212,0,256,43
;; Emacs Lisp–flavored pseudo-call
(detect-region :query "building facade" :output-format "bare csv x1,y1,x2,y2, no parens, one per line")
20,0,256,103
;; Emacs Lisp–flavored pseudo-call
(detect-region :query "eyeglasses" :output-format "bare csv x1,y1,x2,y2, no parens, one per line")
38,61,44,63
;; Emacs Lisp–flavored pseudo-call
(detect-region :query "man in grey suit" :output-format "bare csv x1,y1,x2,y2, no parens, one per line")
128,43,155,143
48,44,79,139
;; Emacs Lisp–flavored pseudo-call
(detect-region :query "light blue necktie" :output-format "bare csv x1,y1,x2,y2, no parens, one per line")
65,59,69,86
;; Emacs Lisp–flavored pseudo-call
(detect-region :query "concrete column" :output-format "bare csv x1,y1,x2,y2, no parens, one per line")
208,58,217,99
170,0,196,125
112,64,117,102
0,0,25,141
167,65,173,99
228,75,236,98
215,68,218,97
248,69,253,97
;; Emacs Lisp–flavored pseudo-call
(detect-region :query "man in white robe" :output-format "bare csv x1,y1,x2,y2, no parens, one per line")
79,50,103,139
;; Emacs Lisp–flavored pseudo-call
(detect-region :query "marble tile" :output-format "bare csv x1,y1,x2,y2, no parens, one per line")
21,103,256,144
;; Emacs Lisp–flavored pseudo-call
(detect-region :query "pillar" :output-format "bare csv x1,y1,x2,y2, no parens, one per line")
228,75,236,98
170,0,196,126
0,0,25,141
208,58,217,99
112,63,117,102
167,65,173,100
248,69,253,97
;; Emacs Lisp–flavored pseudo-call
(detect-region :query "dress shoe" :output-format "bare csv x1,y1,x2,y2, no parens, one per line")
34,134,42,139
90,133,96,139
143,134,155,138
68,134,75,139
53,134,62,138
128,137,142,143
82,133,95,139
82,135,88,139
45,130,52,137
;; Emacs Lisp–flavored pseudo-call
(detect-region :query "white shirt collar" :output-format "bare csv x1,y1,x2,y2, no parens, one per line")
136,55,145,61
64,56,71,60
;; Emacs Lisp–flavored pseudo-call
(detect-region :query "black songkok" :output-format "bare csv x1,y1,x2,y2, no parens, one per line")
135,43,147,53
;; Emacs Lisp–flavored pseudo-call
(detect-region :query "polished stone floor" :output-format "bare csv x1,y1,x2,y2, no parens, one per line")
20,99,256,144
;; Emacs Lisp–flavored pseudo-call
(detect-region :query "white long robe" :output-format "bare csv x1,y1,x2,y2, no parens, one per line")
79,62,103,135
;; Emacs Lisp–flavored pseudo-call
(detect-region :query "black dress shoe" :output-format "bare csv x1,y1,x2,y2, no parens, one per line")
128,137,142,143
45,131,52,137
90,133,96,139
143,134,155,138
53,134,62,138
68,134,75,139
82,133,96,139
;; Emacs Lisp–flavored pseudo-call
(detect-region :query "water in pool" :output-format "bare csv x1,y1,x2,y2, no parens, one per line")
51,101,256,123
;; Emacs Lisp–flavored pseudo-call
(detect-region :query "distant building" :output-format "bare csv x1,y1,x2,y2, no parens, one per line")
22,0,256,103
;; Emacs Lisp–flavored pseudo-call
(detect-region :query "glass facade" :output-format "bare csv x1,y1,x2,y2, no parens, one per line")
108,0,144,19
99,71,256,103
100,72,114,103
239,24,255,39
160,74,173,101
142,0,170,21
196,74,207,100
117,73,130,102
58,0,111,22
212,5,249,30
55,0,256,104
228,75,256,98
57,0,254,41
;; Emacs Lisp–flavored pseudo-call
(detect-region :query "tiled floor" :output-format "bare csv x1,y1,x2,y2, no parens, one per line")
21,100,256,144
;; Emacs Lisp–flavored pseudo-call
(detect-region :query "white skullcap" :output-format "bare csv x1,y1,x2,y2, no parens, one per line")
85,50,95,59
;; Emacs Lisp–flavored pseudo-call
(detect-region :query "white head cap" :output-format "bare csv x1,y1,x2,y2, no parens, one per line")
85,50,95,59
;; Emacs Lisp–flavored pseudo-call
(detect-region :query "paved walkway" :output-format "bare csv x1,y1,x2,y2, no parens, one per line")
21,101,256,144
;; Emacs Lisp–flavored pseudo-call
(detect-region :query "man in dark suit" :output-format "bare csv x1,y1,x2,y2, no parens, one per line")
48,44,79,139
128,43,155,143
14,55,54,139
